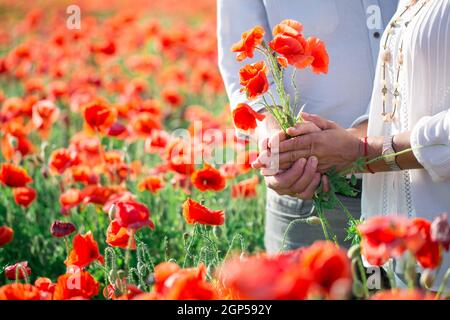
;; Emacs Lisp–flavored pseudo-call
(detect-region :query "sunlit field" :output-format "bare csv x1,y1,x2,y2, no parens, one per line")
0,0,448,301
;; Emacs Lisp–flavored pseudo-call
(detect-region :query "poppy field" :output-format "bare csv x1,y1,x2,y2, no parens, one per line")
0,0,449,300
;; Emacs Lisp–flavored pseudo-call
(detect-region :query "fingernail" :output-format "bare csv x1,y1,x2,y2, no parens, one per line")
310,156,318,168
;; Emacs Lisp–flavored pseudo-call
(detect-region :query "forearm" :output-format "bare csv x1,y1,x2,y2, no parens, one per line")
363,131,423,173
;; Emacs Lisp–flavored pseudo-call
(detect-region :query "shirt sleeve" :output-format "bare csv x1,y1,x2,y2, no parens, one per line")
410,13,450,182
217,0,278,138
411,110,450,182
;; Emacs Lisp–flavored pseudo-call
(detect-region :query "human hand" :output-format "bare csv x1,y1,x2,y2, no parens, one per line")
252,120,322,172
262,157,330,200
276,113,364,173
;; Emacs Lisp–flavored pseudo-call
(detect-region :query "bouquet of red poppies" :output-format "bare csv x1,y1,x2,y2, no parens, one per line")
231,19,329,133
230,20,362,243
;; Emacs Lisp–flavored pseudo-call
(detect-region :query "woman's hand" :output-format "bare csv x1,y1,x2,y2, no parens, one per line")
277,113,364,173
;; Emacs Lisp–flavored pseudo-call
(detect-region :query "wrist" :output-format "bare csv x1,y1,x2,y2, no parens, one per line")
366,136,390,172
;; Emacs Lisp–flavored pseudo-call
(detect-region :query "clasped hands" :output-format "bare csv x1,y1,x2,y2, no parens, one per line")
251,113,363,200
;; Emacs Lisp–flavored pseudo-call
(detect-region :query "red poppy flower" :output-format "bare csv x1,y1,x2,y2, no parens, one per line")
182,198,224,226
65,231,104,268
0,163,32,188
231,176,259,198
113,201,155,230
5,261,31,280
83,101,117,133
31,99,60,133
0,226,13,247
0,284,41,300
358,216,424,266
53,271,100,300
371,289,437,300
12,186,36,208
239,61,269,100
106,219,136,250
48,148,80,175
191,164,226,192
411,218,442,269
237,149,259,173
152,262,217,300
217,248,310,300
132,112,162,137
34,277,55,300
138,176,165,194
307,37,329,74
231,26,265,61
269,19,314,69
50,221,76,238
161,87,184,108
298,241,352,298
232,103,265,131
59,188,82,214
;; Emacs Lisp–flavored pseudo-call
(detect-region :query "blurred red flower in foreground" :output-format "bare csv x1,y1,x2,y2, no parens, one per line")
298,241,351,298
231,26,265,62
191,164,226,192
5,261,31,280
232,103,265,131
358,216,423,266
13,186,36,208
113,201,155,230
50,221,76,238
143,262,217,300
106,219,136,249
239,61,269,100
34,277,55,300
0,284,41,300
65,231,104,268
53,270,100,300
0,163,32,187
371,289,437,300
0,225,14,247
358,216,443,268
218,241,351,300
182,198,225,226
217,248,309,299
411,218,442,269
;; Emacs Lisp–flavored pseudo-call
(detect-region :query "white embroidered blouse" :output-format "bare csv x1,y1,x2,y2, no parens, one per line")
362,0,450,289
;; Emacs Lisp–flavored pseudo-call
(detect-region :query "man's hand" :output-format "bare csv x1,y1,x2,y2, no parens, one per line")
262,157,329,200
277,113,364,173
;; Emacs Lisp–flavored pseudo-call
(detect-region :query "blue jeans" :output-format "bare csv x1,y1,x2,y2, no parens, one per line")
264,188,361,254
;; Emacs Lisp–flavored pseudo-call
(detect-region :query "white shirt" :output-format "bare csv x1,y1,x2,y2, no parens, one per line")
218,0,399,130
363,0,450,289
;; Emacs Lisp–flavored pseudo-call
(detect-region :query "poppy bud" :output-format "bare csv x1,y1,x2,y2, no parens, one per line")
347,244,361,260
183,232,190,242
5,261,31,280
306,216,322,226
420,269,435,289
213,226,222,238
50,220,76,238
108,204,116,221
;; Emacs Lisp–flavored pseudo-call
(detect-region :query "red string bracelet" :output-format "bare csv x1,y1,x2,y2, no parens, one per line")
364,136,375,174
